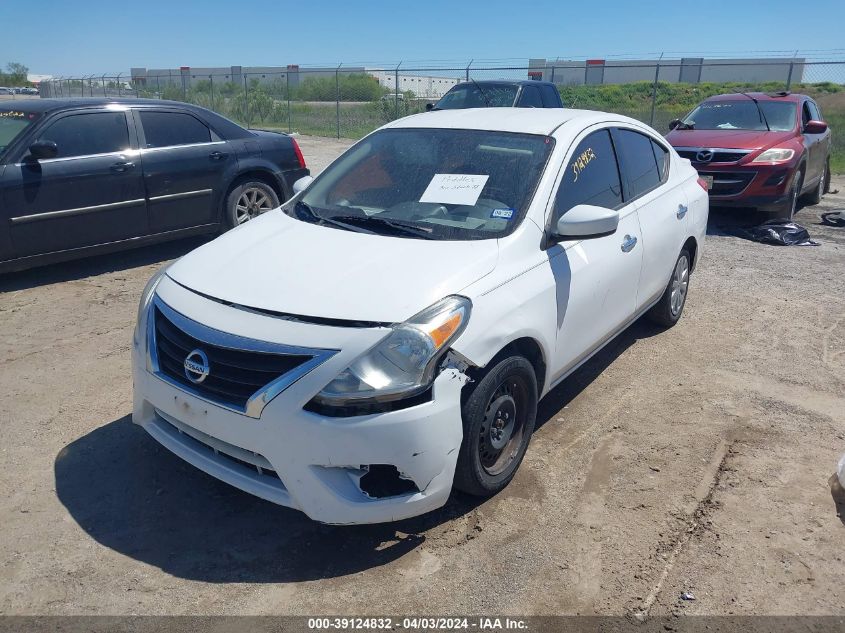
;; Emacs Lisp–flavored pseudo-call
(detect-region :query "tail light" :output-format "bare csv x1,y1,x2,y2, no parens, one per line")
291,137,306,169
696,177,709,191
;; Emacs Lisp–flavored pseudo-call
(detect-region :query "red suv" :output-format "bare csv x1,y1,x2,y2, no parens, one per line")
665,92,831,219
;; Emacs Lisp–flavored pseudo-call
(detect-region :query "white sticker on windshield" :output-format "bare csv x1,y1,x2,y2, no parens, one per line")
419,174,489,206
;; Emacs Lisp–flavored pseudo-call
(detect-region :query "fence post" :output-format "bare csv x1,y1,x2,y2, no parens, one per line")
117,73,122,97
394,62,402,119
336,63,342,139
786,50,798,91
243,75,249,128
466,59,473,81
102,74,107,97
649,53,663,127
286,73,292,134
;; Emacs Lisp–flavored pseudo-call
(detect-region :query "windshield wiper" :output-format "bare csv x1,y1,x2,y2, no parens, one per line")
330,214,436,239
294,201,375,234
470,78,492,107
739,92,770,131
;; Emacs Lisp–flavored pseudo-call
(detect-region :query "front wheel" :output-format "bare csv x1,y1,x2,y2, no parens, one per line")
647,248,691,328
225,181,280,228
772,168,803,221
805,160,828,206
453,355,538,497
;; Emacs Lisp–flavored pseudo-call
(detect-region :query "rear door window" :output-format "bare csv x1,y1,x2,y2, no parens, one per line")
39,111,130,158
139,110,211,148
553,128,623,221
651,139,669,181
540,85,560,107
614,129,662,199
518,86,543,108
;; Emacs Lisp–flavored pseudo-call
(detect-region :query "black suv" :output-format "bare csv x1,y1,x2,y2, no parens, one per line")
428,80,564,111
0,99,308,272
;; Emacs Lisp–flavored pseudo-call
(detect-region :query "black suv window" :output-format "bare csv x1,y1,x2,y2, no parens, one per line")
553,129,623,221
518,86,543,108
139,110,211,148
540,85,560,107
615,129,661,198
39,111,130,159
807,100,822,122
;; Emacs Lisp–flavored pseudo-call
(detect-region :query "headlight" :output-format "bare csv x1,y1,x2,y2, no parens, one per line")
752,148,795,163
132,267,168,349
312,295,471,406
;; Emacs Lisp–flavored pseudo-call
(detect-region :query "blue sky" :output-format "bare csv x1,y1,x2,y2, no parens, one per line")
2,0,844,75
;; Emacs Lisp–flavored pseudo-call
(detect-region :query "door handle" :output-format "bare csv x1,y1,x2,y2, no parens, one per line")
209,151,228,161
677,204,688,219
621,234,638,252
110,161,135,173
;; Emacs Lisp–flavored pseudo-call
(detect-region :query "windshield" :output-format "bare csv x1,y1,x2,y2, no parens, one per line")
290,128,554,241
435,83,519,109
0,109,40,157
681,100,797,132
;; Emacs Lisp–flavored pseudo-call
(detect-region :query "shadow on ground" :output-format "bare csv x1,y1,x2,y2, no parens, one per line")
0,236,212,293
54,414,487,583
54,311,657,583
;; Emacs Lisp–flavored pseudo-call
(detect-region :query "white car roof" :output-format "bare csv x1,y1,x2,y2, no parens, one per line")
385,108,648,136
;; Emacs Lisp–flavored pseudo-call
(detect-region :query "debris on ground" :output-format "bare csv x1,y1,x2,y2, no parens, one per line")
821,210,845,227
743,220,820,246
680,592,696,601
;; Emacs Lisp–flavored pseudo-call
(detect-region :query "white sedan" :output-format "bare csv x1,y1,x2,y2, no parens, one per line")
132,108,708,524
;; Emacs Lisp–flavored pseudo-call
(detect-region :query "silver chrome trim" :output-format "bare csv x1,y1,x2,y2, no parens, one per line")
10,198,146,224
15,150,139,166
673,146,754,154
141,141,226,153
147,296,338,418
149,189,213,202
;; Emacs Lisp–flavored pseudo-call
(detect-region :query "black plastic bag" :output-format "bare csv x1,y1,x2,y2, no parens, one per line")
744,220,819,246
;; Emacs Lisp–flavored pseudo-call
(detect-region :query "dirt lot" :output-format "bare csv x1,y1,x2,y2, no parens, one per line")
0,136,843,617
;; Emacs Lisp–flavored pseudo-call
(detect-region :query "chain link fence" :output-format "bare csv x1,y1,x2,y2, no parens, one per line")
31,58,845,171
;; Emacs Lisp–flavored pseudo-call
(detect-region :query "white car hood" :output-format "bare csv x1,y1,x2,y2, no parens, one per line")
166,210,499,323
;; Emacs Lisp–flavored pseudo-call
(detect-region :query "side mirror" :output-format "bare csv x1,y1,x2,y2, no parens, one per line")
554,204,619,240
28,140,58,160
425,103,434,112
804,120,827,134
292,175,314,195
668,119,682,131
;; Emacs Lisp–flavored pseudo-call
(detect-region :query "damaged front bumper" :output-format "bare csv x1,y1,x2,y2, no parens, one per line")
132,277,469,525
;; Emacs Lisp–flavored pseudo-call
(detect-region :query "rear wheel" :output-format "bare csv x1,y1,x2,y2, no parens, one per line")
647,248,691,328
225,181,280,228
453,355,538,497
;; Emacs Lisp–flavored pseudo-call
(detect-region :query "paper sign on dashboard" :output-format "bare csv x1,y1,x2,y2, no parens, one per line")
419,174,489,206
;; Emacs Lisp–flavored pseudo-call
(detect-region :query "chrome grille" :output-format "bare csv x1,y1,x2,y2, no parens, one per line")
675,147,752,164
148,297,337,417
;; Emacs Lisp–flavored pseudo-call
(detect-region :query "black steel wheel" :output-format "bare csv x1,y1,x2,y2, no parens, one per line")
454,355,538,496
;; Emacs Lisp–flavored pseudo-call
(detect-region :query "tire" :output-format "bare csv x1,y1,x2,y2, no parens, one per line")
453,355,538,497
647,248,691,328
770,168,802,221
224,180,280,229
805,160,828,206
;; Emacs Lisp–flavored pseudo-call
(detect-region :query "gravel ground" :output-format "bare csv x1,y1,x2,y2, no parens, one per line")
0,136,843,617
